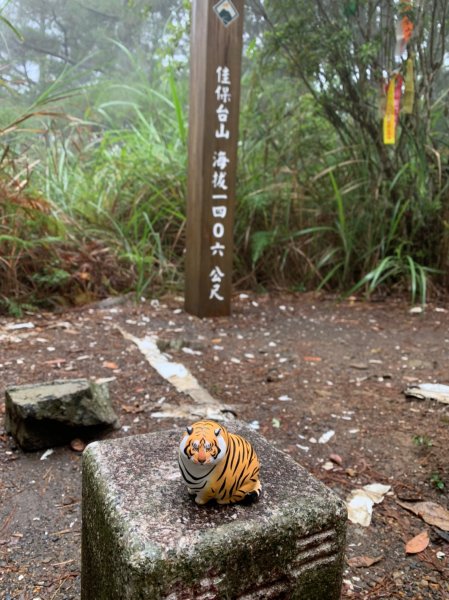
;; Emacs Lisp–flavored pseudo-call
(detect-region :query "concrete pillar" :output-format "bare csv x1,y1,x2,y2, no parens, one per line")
82,424,346,599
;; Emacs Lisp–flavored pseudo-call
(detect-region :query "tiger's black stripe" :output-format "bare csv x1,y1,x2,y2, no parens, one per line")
178,459,216,485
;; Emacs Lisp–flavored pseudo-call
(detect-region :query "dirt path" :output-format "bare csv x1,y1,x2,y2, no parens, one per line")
1,293,449,599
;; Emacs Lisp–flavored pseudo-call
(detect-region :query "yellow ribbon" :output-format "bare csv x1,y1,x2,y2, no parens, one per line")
403,57,414,114
383,76,397,145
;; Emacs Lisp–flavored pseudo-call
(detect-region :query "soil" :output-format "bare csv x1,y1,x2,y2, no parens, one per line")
1,292,449,600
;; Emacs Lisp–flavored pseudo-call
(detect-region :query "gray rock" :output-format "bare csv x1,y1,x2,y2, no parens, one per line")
5,379,119,451
82,423,347,599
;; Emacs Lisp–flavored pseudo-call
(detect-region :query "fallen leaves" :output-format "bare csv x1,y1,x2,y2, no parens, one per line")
404,383,449,405
40,449,54,461
329,453,343,466
278,394,292,402
49,528,79,536
362,484,393,503
5,322,35,331
395,482,424,502
122,404,144,414
435,529,449,543
70,439,86,452
347,555,383,568
397,500,449,531
103,361,119,370
44,358,67,368
405,530,429,554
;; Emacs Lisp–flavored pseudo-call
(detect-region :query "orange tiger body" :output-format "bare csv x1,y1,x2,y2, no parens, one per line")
178,420,261,505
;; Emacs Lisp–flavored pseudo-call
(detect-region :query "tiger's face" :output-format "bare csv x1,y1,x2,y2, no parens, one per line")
180,421,227,465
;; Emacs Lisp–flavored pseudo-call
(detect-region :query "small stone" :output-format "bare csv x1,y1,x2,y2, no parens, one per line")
350,363,369,370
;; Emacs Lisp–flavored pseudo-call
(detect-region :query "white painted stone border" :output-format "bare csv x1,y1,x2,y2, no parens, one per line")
118,328,232,421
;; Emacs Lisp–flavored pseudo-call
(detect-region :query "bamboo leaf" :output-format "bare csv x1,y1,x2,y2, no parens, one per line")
0,13,23,41
406,255,417,302
168,67,186,145
250,230,278,265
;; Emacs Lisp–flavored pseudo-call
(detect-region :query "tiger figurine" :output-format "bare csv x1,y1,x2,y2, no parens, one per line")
178,420,261,505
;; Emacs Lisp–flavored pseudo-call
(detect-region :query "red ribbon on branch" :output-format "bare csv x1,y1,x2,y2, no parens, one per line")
396,1,414,56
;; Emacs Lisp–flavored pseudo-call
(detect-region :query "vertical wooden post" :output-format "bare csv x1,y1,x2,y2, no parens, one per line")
185,0,244,318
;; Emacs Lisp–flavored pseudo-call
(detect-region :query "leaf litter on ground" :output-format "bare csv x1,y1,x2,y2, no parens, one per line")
405,530,430,554
397,500,449,531
347,555,383,568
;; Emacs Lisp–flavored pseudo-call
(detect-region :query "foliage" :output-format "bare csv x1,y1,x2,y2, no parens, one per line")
0,1,23,41
244,0,449,299
0,0,185,97
1,1,449,313
0,6,189,312
0,152,136,313
412,434,433,448
0,63,188,311
430,472,445,491
235,73,339,289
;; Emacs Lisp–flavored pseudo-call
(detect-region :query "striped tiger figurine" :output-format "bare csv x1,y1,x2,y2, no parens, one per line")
178,420,261,505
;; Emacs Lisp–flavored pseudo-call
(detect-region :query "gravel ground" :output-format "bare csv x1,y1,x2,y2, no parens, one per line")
1,292,449,599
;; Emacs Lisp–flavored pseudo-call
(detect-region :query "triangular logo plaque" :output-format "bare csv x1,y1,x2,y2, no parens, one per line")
213,0,239,27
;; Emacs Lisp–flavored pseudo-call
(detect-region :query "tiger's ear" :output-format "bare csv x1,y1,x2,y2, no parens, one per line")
214,428,221,436
186,426,193,435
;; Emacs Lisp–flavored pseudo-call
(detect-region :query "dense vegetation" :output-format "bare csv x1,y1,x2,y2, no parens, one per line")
0,0,448,314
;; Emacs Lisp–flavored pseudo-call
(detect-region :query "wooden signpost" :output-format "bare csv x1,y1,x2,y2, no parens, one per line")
185,0,244,318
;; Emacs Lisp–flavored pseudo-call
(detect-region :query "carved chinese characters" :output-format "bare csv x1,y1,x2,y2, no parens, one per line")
185,0,244,317
209,66,232,302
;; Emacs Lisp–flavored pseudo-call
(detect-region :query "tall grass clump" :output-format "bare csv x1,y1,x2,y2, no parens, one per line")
236,81,447,302
29,63,188,302
0,44,188,312
0,148,139,314
0,67,121,314
236,77,341,291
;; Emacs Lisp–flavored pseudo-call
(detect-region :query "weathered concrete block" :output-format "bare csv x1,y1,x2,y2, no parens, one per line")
5,379,119,451
82,424,347,599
